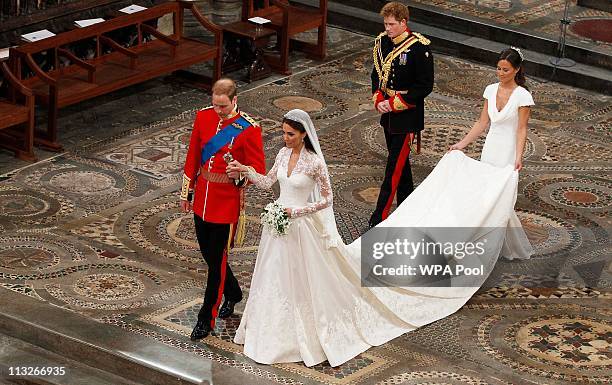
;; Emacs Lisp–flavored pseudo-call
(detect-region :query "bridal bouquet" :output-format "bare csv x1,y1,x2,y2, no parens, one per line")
260,202,291,236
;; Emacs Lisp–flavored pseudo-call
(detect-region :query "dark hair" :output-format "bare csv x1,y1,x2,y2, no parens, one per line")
498,48,528,90
282,118,315,153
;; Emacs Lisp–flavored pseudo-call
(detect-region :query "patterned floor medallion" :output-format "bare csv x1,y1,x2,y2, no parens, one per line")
0,192,50,217
102,115,195,179
6,156,149,220
0,247,60,270
512,316,611,368
550,185,611,209
437,69,497,101
477,310,612,383
73,273,145,301
272,96,324,112
0,184,73,228
48,171,119,195
516,210,581,258
0,234,87,279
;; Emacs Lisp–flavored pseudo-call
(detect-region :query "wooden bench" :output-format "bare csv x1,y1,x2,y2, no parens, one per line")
7,0,222,150
0,61,36,161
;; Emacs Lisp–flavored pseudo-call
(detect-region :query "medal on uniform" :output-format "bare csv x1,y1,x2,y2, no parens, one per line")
399,53,407,65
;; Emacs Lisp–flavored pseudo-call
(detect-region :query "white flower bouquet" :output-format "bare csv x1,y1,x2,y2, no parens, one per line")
260,202,291,236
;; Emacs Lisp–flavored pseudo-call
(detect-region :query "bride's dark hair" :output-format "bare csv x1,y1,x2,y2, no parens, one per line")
283,118,316,153
498,48,528,90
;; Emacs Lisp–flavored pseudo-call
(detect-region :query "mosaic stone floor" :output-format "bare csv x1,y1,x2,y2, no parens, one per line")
405,0,612,55
0,28,610,384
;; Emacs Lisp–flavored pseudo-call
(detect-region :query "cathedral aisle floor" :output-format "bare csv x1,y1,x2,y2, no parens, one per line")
0,28,610,385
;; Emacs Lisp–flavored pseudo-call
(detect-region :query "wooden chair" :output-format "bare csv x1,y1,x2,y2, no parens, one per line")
0,61,36,161
242,0,327,74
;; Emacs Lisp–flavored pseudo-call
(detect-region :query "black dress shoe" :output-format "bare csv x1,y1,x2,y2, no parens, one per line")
190,320,211,341
368,217,380,229
218,299,238,319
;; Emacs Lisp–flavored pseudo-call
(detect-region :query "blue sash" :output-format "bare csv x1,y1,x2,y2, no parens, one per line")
200,116,252,165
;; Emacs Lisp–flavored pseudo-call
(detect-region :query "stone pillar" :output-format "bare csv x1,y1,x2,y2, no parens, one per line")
191,0,214,20
179,0,213,39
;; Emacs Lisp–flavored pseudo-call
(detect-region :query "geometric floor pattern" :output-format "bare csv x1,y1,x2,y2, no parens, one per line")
0,28,610,384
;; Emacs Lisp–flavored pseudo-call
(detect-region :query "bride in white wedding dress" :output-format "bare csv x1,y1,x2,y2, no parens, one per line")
227,47,534,367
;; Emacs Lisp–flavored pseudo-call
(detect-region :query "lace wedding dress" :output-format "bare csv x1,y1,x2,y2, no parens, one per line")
234,91,534,366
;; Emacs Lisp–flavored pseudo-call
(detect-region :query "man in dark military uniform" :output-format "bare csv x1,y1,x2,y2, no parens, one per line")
369,1,434,227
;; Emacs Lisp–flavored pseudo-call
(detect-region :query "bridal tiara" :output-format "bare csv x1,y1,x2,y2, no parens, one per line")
510,46,524,61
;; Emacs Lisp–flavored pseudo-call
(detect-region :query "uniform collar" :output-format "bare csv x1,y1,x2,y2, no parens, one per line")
392,28,411,45
220,105,240,123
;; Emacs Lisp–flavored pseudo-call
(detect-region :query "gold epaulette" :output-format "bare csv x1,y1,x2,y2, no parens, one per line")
240,111,258,127
412,32,431,46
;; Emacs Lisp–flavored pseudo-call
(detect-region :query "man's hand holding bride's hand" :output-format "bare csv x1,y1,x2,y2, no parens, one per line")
376,100,392,114
448,142,465,152
226,160,244,179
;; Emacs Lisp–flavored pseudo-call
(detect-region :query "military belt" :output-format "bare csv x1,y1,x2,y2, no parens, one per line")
384,89,409,96
200,170,232,184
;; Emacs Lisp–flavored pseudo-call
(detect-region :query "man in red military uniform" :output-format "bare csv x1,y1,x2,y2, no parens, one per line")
181,78,265,340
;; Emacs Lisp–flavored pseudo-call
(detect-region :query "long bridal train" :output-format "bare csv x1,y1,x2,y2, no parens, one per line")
234,150,525,367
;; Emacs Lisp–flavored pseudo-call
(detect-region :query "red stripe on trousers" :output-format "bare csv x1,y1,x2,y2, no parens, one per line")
381,133,414,220
210,249,228,329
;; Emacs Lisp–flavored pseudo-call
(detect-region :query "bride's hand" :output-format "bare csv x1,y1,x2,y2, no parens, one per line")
448,142,465,152
514,159,523,171
284,208,292,217
226,160,244,173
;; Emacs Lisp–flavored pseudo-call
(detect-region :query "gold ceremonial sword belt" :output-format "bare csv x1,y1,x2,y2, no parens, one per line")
200,170,232,184
384,89,409,96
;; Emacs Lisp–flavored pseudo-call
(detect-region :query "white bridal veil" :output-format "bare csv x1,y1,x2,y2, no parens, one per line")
283,109,344,248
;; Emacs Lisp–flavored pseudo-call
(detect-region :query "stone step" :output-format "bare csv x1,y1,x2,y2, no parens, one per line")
0,333,139,385
0,288,212,385
294,0,612,94
325,0,611,71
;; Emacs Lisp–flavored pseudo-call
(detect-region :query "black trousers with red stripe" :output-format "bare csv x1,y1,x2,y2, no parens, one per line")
194,215,243,328
370,130,415,227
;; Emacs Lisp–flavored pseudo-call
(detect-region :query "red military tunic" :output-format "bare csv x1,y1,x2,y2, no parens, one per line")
181,107,266,224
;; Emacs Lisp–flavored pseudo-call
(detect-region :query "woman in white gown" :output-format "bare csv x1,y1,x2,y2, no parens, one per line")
228,47,534,367
449,47,534,260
